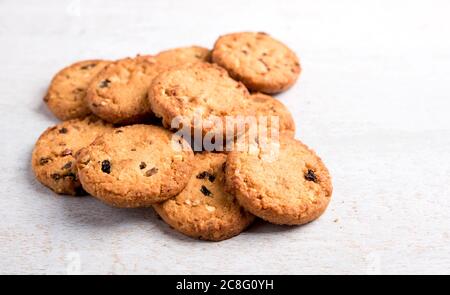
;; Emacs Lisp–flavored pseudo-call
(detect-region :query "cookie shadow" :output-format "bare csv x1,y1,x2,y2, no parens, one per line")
246,218,306,234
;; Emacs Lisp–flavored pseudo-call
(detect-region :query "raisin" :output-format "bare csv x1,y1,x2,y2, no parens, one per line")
139,162,147,169
131,148,136,151
196,171,215,182
39,157,51,165
145,167,158,177
200,185,212,197
61,149,72,156
80,63,96,70
101,160,111,174
304,169,318,183
59,127,68,134
62,161,72,169
99,79,111,88
115,129,123,133
51,173,61,180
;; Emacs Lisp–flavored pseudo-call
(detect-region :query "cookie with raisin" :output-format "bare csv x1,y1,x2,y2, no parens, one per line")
31,116,113,195
154,46,210,68
86,55,164,124
225,135,332,225
212,32,301,93
76,125,194,207
153,152,254,241
44,60,110,120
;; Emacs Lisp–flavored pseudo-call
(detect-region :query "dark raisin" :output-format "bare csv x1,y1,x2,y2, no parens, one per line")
115,129,123,133
62,161,72,169
304,169,318,183
61,149,72,156
139,162,147,169
200,185,212,197
81,63,96,70
39,157,51,165
101,160,111,174
51,173,61,180
99,79,111,88
196,171,215,182
59,127,68,134
145,167,158,177
131,148,136,151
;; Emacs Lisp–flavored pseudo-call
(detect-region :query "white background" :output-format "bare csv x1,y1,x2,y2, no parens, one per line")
0,0,449,274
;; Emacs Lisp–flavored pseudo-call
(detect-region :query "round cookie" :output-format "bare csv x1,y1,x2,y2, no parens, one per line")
86,55,164,124
31,116,113,195
247,92,295,134
76,124,194,208
153,153,254,241
225,136,332,225
44,60,110,120
154,46,210,68
149,62,251,137
212,32,301,93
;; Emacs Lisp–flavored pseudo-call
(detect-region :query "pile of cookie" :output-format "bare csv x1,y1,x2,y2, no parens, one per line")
32,32,332,241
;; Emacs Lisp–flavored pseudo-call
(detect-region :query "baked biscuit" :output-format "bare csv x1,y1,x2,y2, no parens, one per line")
31,116,113,195
154,153,255,241
86,56,163,124
76,124,194,207
44,60,110,120
148,62,251,138
212,32,300,93
154,46,210,68
225,136,332,225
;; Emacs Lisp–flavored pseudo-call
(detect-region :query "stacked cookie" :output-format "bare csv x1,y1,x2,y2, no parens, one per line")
32,32,332,241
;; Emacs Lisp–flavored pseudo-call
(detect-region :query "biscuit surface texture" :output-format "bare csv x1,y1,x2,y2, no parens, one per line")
225,136,332,225
86,56,163,124
212,32,301,93
44,60,110,120
76,124,194,207
153,153,254,241
154,46,210,68
247,92,295,134
149,62,251,136
31,116,113,195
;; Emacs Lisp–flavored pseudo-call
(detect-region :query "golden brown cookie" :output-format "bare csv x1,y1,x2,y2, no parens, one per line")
246,92,295,134
212,32,301,93
44,60,110,120
225,136,332,225
153,153,255,241
154,46,210,68
31,116,113,195
86,55,164,124
76,124,194,208
148,62,251,137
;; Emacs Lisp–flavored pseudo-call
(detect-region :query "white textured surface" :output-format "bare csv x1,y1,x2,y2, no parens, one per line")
1,0,450,274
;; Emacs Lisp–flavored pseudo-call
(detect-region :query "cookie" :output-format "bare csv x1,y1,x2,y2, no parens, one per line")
149,62,251,137
225,136,332,225
44,60,110,120
31,116,113,195
76,124,194,208
86,55,164,124
246,92,295,134
154,46,210,68
153,153,255,241
212,32,301,93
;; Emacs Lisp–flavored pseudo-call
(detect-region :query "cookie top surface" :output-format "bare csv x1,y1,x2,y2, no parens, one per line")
153,152,254,241
149,62,251,134
86,56,164,124
212,32,301,93
31,116,113,195
76,124,194,207
246,92,295,133
225,136,332,225
154,46,210,68
44,60,110,120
